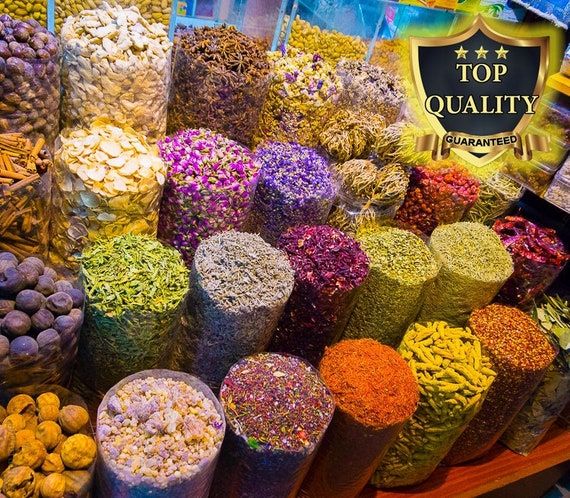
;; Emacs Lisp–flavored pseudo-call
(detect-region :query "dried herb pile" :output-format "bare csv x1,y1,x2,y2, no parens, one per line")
248,142,336,244
157,129,259,264
269,225,369,365
501,295,570,455
493,216,569,308
373,122,432,166
212,353,334,498
167,25,271,146
343,228,439,347
302,339,418,498
418,222,513,326
77,235,189,394
445,304,556,464
183,231,295,389
373,321,495,487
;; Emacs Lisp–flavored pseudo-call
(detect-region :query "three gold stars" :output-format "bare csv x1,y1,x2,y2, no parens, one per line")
454,44,509,60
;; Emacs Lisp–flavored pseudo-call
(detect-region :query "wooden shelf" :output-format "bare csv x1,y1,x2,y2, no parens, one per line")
361,425,570,498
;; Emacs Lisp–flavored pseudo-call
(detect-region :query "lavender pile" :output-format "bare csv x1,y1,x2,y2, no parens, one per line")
248,142,336,244
157,129,260,264
269,225,369,365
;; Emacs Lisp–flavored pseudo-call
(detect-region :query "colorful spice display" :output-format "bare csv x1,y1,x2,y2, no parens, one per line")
0,252,84,390
418,222,513,326
336,59,405,124
268,226,369,365
183,231,294,389
157,129,259,264
0,133,51,259
501,296,570,455
373,321,495,487
343,228,439,347
167,25,271,146
211,353,335,498
493,216,569,308
97,370,225,497
248,142,336,245
254,48,341,147
445,304,556,464
50,119,166,269
286,16,367,64
77,235,189,394
373,121,432,167
0,15,60,148
0,387,96,498
0,1,47,25
369,39,408,76
61,3,172,143
302,339,419,497
395,163,480,235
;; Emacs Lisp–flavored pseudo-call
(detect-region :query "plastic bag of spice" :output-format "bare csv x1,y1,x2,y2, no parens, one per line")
444,304,557,465
300,339,419,498
268,226,369,366
210,353,335,498
493,216,569,308
418,222,514,326
0,385,96,497
372,321,496,488
167,26,271,147
500,295,570,455
96,370,225,498
0,252,85,390
75,235,189,396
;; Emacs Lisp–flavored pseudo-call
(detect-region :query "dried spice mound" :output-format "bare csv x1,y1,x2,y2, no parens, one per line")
418,222,513,326
78,235,189,393
183,231,295,388
395,163,480,235
445,304,556,465
157,128,259,264
373,121,432,166
493,216,569,307
269,225,369,365
167,25,271,145
343,228,439,347
373,321,495,488
248,142,336,244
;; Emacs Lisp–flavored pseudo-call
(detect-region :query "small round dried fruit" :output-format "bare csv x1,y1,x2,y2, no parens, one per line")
60,435,96,470
36,394,60,411
36,422,61,451
52,435,67,456
41,453,65,474
3,414,26,432
1,466,36,498
58,406,88,435
12,439,47,469
15,430,35,450
38,405,59,423
0,425,16,461
40,472,65,498
62,470,91,496
7,395,36,418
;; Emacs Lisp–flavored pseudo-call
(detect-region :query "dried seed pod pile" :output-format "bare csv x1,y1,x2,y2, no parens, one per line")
254,48,342,147
157,129,260,265
302,339,418,497
0,252,85,390
77,235,189,395
97,370,225,497
269,225,369,365
211,353,335,498
343,228,439,347
0,134,51,259
372,322,495,487
418,222,514,326
501,296,570,455
445,304,556,464
61,2,172,143
493,216,569,308
167,25,271,146
50,119,166,269
183,231,294,389
248,141,336,245
0,1,47,25
0,15,60,148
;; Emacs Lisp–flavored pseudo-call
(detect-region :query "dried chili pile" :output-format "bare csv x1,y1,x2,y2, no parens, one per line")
445,304,556,464
395,162,480,235
301,339,418,498
493,216,569,308
269,225,369,365
211,353,334,498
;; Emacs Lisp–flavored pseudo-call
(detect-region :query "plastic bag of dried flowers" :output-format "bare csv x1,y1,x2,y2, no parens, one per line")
493,216,569,308
167,25,271,147
372,121,432,167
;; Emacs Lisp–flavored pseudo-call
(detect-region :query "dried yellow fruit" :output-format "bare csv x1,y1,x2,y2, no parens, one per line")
60,435,96,470
6,396,35,419
2,415,26,433
0,406,6,423
38,405,59,424
41,453,65,474
1,466,36,498
0,426,16,461
36,394,60,412
12,440,47,470
23,416,37,434
35,423,61,452
40,472,65,498
14,430,35,450
62,470,91,496
34,472,44,497
58,406,89,435
52,435,67,456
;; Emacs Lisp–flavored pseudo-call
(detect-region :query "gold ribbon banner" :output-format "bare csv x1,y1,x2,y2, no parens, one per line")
416,132,550,161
